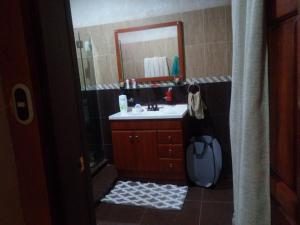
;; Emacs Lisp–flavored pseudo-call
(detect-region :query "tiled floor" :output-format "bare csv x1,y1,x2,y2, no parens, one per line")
93,164,233,225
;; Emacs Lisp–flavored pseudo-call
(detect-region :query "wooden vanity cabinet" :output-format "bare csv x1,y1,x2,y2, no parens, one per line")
112,130,158,172
111,118,188,183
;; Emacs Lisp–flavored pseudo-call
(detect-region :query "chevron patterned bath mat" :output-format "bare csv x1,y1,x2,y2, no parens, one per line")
101,181,188,210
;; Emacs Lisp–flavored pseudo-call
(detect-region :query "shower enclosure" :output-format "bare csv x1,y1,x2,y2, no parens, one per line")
75,32,106,172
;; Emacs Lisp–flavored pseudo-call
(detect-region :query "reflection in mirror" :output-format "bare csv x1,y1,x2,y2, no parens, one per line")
115,21,185,83
119,26,179,79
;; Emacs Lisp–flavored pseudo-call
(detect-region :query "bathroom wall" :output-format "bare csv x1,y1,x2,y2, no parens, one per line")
0,78,25,225
71,0,231,28
72,2,232,176
84,80,232,176
74,5,232,85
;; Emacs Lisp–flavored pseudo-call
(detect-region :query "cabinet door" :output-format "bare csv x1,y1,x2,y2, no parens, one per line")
134,130,158,172
112,131,136,171
269,17,299,223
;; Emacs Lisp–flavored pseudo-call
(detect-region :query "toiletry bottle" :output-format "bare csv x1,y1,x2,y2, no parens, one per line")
126,79,130,89
132,79,136,89
164,87,173,103
119,94,128,114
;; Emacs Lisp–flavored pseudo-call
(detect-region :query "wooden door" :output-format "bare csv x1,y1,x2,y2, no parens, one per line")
268,16,299,224
112,130,136,170
134,130,158,172
267,0,297,21
8,0,96,225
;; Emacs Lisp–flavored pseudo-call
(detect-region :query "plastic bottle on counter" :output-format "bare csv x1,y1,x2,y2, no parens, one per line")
126,79,130,89
118,94,128,114
132,79,136,89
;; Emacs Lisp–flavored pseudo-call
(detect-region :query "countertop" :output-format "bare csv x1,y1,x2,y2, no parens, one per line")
109,104,188,120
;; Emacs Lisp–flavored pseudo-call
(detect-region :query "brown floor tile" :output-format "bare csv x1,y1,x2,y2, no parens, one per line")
93,164,118,200
202,187,233,202
185,186,203,201
140,201,201,225
93,165,234,225
94,188,110,201
271,201,291,225
96,203,145,225
200,202,233,225
216,175,233,189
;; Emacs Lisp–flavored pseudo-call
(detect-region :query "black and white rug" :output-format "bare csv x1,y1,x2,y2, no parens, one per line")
101,181,188,210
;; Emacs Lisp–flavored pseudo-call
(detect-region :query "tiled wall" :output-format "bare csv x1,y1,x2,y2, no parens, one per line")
85,81,232,176
74,5,232,85
122,37,178,79
0,78,25,225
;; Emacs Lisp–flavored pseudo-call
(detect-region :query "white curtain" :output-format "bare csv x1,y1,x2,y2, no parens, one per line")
230,1,270,225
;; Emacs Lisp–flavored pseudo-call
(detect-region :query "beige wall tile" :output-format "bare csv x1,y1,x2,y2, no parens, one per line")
225,5,232,43
204,6,226,43
165,38,178,58
135,59,145,77
146,39,165,57
226,41,232,75
88,26,110,56
123,60,136,78
127,13,182,27
102,24,116,55
94,55,113,84
75,5,232,84
110,55,119,82
185,44,206,77
121,43,136,61
124,59,144,79
205,42,227,75
182,10,204,45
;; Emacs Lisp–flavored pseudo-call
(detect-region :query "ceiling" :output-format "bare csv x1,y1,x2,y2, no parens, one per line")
70,0,231,28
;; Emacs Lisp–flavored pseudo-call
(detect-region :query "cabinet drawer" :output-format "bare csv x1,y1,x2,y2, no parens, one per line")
159,159,184,172
157,131,183,144
111,120,182,130
158,145,183,159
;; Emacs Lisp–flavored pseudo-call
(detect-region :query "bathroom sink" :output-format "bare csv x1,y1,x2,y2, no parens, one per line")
109,104,188,120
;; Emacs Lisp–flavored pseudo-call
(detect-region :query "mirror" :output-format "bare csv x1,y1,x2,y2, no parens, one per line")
114,21,185,82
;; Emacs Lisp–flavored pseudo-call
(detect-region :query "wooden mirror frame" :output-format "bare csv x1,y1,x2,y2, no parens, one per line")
114,21,185,83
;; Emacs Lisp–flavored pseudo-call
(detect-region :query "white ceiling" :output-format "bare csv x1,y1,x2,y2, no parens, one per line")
70,0,231,28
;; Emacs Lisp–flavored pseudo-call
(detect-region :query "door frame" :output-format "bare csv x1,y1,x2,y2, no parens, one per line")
1,0,95,224
29,0,96,224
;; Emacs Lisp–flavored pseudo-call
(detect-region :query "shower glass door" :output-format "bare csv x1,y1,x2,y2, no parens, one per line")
75,32,106,172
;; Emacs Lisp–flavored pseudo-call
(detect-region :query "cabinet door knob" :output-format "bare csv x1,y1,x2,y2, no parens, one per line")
168,135,172,140
128,135,133,141
135,135,139,140
168,149,173,155
169,163,173,168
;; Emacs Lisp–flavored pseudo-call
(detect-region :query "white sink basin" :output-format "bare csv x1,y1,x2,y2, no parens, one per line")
109,104,188,120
